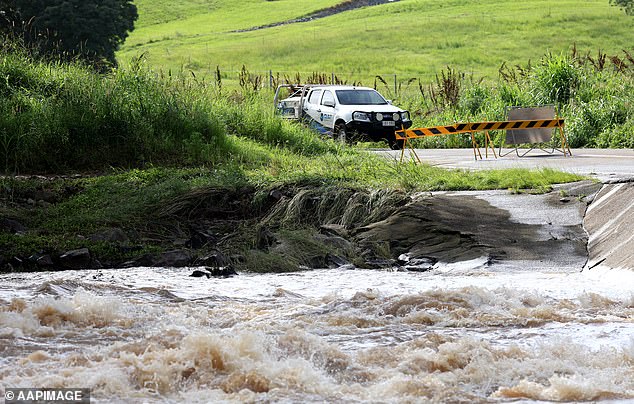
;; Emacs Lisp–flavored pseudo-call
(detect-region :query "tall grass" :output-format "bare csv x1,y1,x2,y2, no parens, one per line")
0,42,341,173
402,51,634,149
2,39,632,178
0,47,227,172
531,54,580,105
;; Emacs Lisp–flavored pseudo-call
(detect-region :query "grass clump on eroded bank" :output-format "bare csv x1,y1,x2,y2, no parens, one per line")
0,43,584,271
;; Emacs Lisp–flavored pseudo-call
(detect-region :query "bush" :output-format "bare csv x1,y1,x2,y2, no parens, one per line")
565,98,629,147
211,95,337,156
594,119,634,148
460,85,489,115
530,54,580,105
407,50,632,149
0,47,232,172
498,82,531,108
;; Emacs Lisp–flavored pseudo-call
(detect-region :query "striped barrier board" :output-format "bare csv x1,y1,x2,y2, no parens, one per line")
395,119,565,139
395,117,570,162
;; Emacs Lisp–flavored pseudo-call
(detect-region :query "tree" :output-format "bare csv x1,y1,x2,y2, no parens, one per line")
1,0,138,70
610,0,634,15
0,1,20,32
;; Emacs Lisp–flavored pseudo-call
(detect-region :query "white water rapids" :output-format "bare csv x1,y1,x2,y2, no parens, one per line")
1,262,633,403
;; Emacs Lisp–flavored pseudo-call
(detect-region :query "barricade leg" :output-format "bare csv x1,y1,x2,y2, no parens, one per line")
398,137,421,164
408,138,421,163
399,138,406,163
484,131,497,159
470,132,483,160
558,124,572,157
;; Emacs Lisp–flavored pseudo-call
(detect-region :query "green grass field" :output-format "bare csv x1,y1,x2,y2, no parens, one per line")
119,0,634,83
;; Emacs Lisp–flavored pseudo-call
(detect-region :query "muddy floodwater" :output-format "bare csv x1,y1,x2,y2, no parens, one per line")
1,262,633,403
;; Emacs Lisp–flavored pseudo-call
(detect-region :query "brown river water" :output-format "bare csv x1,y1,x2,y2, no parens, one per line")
1,261,633,403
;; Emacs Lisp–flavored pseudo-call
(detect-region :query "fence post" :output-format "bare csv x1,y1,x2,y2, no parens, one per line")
269,70,273,88
331,72,335,84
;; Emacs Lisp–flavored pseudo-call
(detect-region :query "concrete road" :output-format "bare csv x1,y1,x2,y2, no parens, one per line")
373,147,634,271
376,148,634,182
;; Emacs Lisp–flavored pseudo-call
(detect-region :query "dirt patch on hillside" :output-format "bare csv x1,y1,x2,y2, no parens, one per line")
233,0,399,33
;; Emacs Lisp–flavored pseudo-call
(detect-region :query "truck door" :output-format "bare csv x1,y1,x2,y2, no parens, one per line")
303,89,323,123
319,90,336,129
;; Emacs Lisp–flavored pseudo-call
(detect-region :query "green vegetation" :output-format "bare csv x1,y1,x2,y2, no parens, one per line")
2,1,631,272
3,40,615,174
132,0,341,28
1,44,586,269
402,51,634,149
3,40,632,179
113,0,634,150
119,0,634,82
0,44,232,172
610,0,634,15
1,0,138,69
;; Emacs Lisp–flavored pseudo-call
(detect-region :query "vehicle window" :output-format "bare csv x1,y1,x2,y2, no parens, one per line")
335,90,387,105
307,90,322,104
321,90,335,106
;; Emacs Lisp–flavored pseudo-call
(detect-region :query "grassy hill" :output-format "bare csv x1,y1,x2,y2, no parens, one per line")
119,0,634,83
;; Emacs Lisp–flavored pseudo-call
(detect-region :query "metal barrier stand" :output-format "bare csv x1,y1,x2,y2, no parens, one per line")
395,117,570,162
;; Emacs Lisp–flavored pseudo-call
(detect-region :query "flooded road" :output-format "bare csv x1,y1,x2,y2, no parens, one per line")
1,263,633,403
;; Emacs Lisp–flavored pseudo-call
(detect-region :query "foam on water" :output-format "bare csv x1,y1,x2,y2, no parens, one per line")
1,266,633,402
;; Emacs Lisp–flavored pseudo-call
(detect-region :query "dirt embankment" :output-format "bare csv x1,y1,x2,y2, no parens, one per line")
7,178,631,274
234,0,400,33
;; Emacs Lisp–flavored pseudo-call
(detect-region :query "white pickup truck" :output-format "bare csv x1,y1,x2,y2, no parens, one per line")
274,84,412,149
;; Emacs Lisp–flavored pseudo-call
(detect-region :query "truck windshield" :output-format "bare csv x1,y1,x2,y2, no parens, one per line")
335,90,387,105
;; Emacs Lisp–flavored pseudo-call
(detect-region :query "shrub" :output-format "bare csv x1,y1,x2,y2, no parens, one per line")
498,82,531,108
565,98,629,147
460,85,489,115
211,94,338,156
530,54,580,105
0,46,230,172
594,119,634,148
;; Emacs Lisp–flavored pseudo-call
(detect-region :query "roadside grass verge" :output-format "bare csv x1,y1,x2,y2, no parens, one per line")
387,52,634,150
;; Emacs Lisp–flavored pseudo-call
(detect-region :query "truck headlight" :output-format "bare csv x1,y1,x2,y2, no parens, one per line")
353,112,371,122
393,113,400,121
375,112,384,121
401,111,410,121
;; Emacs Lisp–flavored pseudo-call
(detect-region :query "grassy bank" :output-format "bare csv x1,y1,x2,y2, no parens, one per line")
1,40,597,176
0,165,581,271
2,42,633,176
0,45,587,271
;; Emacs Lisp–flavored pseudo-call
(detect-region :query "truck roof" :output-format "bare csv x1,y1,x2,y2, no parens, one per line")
306,85,375,91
